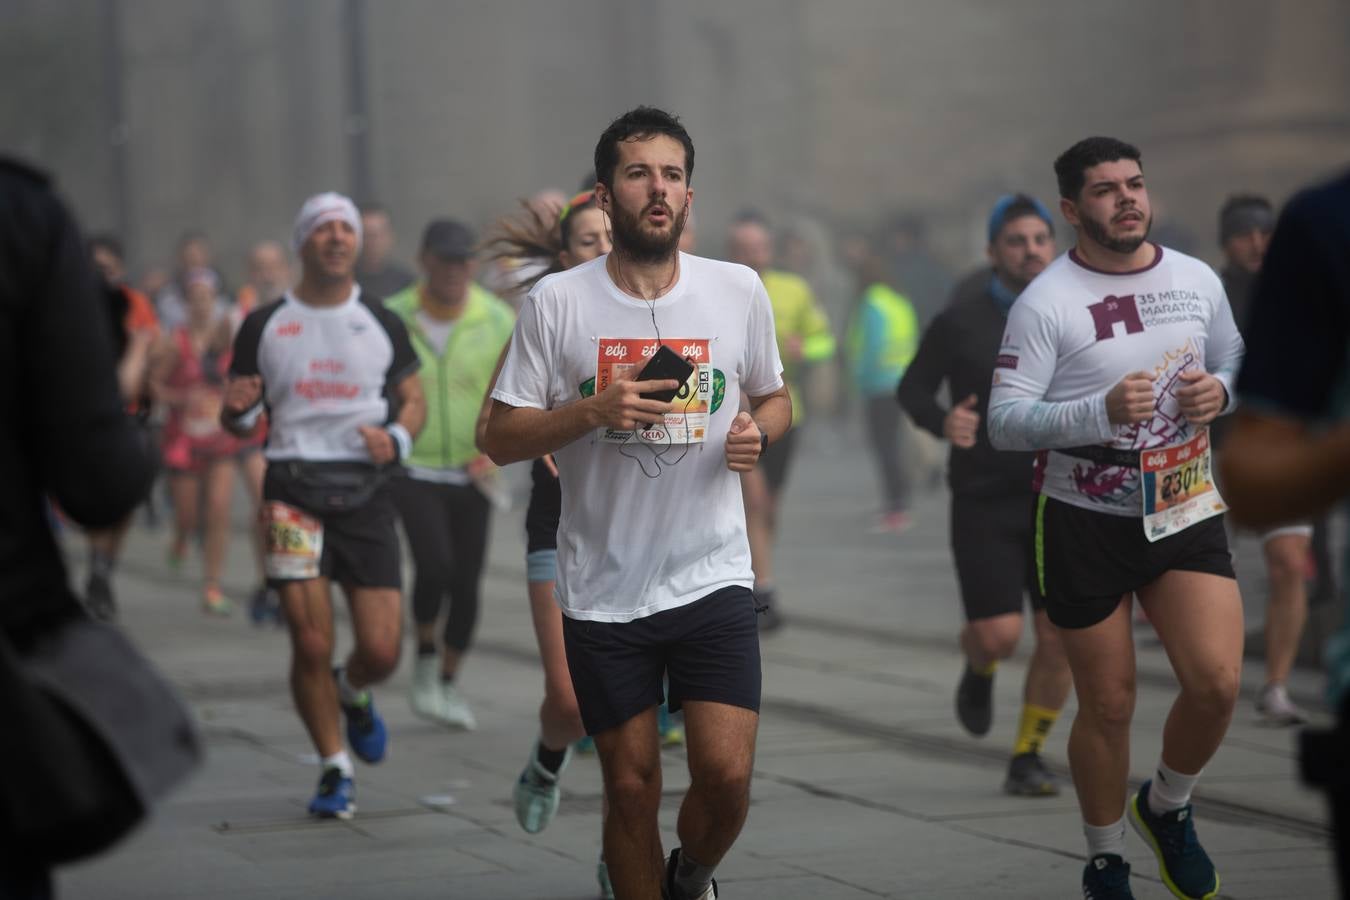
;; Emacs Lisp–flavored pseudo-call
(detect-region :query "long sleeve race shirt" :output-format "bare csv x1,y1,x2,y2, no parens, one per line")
987,245,1244,516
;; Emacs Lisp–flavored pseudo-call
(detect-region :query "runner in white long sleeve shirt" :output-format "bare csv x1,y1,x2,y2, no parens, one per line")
988,137,1244,900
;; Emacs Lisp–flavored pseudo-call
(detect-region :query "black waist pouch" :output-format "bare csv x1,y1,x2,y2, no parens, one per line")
271,460,392,513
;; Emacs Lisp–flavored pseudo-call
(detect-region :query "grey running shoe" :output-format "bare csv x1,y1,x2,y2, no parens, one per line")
597,854,614,900
439,683,478,730
1003,751,1061,796
409,656,443,721
1256,682,1308,726
513,742,571,834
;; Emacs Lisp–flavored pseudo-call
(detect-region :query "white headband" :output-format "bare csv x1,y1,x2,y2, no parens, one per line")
292,192,363,254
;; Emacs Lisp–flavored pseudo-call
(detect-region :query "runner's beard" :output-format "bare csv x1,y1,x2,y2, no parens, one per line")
611,200,688,265
1081,210,1151,255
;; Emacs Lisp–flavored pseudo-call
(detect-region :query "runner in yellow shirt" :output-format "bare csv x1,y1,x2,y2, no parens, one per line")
727,210,836,631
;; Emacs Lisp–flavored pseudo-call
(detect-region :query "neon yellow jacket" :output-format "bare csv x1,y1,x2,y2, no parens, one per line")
760,269,836,424
847,282,918,396
385,283,515,470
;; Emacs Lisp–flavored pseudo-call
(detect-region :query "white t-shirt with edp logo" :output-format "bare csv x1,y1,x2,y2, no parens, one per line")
492,254,784,622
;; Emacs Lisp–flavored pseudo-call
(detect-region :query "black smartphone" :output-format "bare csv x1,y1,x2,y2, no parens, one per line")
636,344,695,403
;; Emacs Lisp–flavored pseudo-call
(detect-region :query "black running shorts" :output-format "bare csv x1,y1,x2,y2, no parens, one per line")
262,464,402,590
561,586,761,735
950,493,1043,622
524,457,561,554
1034,494,1235,629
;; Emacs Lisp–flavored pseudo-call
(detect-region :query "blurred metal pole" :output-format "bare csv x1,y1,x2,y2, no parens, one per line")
101,0,131,250
343,0,374,202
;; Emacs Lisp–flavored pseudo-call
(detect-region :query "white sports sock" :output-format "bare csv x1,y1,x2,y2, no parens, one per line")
1083,816,1127,859
672,850,717,900
1149,760,1201,814
336,667,368,705
322,751,354,778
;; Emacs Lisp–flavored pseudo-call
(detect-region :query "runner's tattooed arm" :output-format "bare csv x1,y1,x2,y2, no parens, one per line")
987,302,1116,451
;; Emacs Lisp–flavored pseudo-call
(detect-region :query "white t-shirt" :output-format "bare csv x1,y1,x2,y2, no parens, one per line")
230,288,419,462
492,253,784,622
415,309,455,356
987,245,1244,516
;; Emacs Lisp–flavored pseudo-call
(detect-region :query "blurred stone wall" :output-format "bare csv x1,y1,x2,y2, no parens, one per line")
3,0,1347,283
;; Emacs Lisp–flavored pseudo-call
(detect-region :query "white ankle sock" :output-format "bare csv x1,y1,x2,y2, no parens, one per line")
322,751,354,777
672,850,716,900
1149,760,1201,814
1083,816,1127,859
337,667,368,705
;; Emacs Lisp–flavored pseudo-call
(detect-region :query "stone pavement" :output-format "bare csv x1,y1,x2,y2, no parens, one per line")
55,429,1340,899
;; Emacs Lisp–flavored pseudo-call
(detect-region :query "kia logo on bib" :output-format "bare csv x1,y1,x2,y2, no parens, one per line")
1088,294,1145,341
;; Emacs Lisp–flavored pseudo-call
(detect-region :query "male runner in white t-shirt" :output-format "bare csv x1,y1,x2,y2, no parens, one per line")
222,193,425,821
988,137,1245,900
484,107,791,900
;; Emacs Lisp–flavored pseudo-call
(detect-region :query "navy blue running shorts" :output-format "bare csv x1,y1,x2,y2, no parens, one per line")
561,586,761,735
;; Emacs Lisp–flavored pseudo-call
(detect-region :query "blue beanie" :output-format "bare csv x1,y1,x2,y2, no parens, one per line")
987,194,1054,244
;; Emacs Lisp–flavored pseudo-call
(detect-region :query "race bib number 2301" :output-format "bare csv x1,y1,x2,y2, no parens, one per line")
1140,430,1226,542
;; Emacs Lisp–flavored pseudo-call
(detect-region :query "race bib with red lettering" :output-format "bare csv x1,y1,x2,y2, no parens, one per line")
1140,429,1226,542
262,500,324,579
594,338,712,444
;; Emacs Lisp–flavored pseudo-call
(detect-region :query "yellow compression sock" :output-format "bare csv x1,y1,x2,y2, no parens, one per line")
975,660,999,677
1012,703,1061,756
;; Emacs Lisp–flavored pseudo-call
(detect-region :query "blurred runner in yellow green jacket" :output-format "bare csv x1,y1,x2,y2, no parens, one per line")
847,235,919,532
727,211,836,631
385,220,515,731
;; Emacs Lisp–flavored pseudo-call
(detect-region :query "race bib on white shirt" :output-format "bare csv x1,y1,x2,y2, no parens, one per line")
988,246,1244,517
594,337,712,444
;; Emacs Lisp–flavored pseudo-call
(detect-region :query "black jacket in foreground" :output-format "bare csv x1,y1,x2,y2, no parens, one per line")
0,158,156,637
897,268,1037,499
